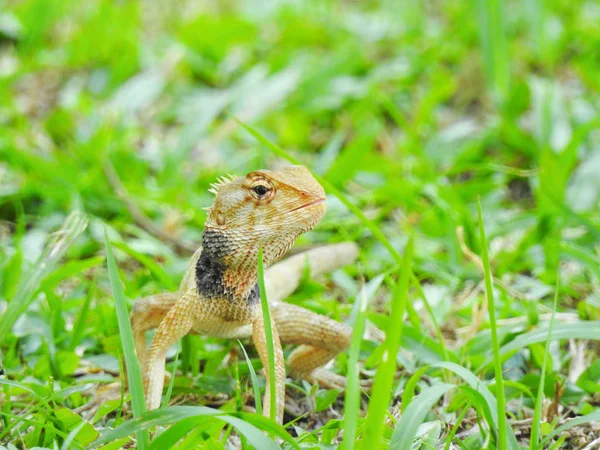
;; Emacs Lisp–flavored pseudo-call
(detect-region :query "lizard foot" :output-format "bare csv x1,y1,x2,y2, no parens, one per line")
304,368,372,390
304,368,347,390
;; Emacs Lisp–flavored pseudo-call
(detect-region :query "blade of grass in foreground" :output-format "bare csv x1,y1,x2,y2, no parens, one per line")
444,400,472,450
399,361,520,449
390,383,456,450
239,340,262,416
362,237,413,448
162,344,180,408
339,276,383,449
105,232,149,449
0,211,88,342
477,199,507,450
257,246,277,421
61,422,86,450
530,277,559,448
92,406,285,450
538,410,600,449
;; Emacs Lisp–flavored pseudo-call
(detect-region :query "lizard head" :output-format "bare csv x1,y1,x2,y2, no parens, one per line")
204,165,326,266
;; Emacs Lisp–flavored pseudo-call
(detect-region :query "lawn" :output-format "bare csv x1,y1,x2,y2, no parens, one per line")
1,0,600,448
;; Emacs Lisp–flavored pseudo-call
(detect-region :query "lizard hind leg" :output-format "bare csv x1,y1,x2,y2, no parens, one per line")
273,303,351,389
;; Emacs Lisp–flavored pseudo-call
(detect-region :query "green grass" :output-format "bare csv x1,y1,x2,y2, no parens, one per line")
257,246,277,421
340,276,383,449
1,0,600,448
104,234,148,449
530,278,559,448
362,237,413,448
239,339,262,416
477,199,508,449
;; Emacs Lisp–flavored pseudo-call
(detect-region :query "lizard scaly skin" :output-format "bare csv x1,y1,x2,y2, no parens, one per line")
130,166,358,423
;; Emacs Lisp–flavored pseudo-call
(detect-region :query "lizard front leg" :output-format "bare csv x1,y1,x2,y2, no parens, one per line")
251,316,286,423
143,291,200,410
131,292,179,371
273,303,351,389
76,293,182,418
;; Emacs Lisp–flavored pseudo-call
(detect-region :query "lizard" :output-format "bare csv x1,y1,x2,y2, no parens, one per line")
129,165,359,424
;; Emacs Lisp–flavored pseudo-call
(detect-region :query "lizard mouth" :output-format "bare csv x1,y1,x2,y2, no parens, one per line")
288,197,326,213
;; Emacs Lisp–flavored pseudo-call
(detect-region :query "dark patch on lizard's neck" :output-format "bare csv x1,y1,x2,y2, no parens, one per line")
195,229,259,304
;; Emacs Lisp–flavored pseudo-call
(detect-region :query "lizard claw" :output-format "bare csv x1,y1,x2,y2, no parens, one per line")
304,368,372,390
304,368,347,391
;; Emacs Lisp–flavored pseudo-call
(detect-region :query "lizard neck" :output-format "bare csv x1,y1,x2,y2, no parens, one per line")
195,228,260,303
195,226,301,303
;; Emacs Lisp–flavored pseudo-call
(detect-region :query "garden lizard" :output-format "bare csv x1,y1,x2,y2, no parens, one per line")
130,165,358,424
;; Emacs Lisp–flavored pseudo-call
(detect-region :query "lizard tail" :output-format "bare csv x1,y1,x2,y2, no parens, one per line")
264,242,359,303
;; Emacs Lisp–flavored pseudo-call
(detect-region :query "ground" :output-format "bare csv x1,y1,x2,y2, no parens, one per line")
0,0,600,449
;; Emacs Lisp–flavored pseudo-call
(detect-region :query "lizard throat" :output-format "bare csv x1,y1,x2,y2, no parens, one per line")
195,229,260,304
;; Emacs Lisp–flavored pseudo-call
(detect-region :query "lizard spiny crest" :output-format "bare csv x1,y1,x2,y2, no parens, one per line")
208,174,239,196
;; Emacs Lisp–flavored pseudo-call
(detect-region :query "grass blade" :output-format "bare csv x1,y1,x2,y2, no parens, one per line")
538,410,600,449
477,199,507,449
91,406,284,449
61,421,86,450
162,344,180,408
257,245,276,420
530,277,560,448
362,236,413,447
104,231,149,449
340,277,382,449
389,383,456,450
445,400,472,450
474,0,510,104
478,321,600,371
146,417,205,450
239,340,262,416
400,366,434,413
401,361,520,449
0,211,88,342
0,378,40,397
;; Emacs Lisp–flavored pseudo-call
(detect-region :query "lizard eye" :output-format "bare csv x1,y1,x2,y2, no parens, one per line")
247,175,275,200
251,184,272,199
253,185,269,196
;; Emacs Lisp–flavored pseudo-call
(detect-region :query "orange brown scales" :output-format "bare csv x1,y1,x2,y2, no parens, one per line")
130,165,358,424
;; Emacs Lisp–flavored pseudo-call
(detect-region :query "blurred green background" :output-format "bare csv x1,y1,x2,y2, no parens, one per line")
1,0,600,448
